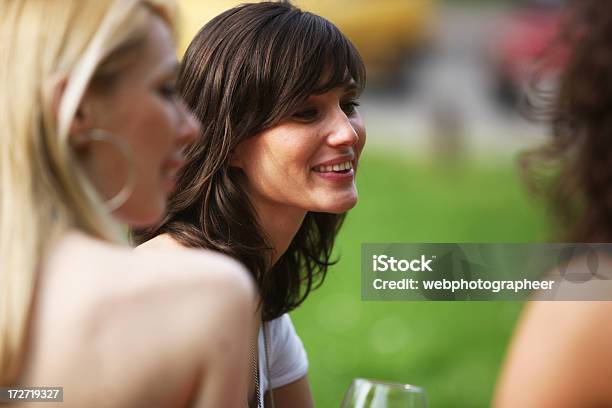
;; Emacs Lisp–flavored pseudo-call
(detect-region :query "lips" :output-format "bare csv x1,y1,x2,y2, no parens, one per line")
312,154,355,173
313,160,353,173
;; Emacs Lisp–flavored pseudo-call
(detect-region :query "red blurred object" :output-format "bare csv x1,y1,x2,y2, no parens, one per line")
488,1,567,108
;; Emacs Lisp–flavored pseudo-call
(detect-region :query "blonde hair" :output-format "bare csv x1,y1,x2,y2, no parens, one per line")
0,0,177,385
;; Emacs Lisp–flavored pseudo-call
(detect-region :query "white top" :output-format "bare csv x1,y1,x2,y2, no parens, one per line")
257,313,309,402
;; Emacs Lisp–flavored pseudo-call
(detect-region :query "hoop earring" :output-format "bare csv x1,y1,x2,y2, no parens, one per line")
77,128,136,212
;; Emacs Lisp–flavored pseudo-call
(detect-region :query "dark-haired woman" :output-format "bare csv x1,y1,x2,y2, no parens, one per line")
135,2,366,407
494,1,612,406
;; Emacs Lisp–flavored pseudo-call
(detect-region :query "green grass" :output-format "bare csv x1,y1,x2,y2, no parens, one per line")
291,149,550,407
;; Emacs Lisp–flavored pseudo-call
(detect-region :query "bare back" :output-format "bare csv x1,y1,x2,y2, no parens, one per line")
18,231,253,408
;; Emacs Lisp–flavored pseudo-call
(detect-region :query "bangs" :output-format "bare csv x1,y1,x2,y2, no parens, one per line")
254,5,367,128
177,1,367,137
298,12,366,95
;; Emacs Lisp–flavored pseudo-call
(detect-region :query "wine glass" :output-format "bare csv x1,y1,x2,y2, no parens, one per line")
340,378,428,408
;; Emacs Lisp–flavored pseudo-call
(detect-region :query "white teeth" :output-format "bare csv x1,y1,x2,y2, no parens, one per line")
313,160,353,173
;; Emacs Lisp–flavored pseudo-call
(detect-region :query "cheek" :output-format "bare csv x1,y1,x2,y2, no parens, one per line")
278,141,318,179
115,100,178,215
90,88,176,224
241,141,310,195
242,134,308,172
130,100,176,159
114,84,176,140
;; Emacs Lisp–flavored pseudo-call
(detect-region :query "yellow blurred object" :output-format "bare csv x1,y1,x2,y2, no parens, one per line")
177,0,435,85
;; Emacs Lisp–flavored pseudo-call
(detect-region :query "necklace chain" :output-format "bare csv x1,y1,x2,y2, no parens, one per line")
250,331,261,408
249,322,273,408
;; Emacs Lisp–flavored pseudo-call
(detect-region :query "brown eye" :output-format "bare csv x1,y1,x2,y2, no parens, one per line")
292,108,319,121
341,100,360,116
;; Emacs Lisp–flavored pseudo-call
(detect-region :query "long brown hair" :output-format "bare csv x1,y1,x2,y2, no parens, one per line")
133,2,366,320
521,0,612,242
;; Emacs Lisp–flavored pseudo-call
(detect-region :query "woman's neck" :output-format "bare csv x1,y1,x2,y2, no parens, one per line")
254,202,306,267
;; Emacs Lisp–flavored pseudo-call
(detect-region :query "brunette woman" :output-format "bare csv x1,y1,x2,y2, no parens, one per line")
135,2,367,407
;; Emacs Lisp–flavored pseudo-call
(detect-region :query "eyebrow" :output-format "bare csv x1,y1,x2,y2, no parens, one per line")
306,80,361,101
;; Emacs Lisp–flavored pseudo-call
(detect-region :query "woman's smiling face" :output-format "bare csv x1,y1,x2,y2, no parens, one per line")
231,83,366,216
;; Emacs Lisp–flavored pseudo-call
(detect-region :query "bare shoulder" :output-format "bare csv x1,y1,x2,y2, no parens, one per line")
132,233,254,303
74,232,254,339
42,231,254,319
29,231,254,406
494,301,612,408
135,232,183,250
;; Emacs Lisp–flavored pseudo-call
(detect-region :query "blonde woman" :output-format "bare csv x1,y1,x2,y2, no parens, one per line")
0,1,254,406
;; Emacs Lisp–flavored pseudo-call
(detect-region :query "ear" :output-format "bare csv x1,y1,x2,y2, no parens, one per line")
50,75,93,149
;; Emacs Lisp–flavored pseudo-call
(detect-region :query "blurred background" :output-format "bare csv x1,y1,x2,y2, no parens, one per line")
177,0,565,406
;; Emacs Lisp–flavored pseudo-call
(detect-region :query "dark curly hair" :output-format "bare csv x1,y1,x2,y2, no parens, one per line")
521,0,612,241
133,1,366,320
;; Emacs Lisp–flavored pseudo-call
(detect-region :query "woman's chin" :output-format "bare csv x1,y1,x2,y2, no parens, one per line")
318,195,358,214
114,199,166,228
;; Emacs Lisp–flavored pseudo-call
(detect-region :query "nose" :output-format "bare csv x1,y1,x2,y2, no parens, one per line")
326,108,359,148
176,101,200,148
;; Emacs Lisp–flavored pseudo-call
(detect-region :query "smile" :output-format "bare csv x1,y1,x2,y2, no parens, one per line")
313,160,353,173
